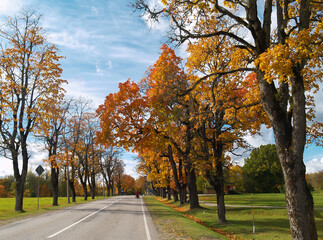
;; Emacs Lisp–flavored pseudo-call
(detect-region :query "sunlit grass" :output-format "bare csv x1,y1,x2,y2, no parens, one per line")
147,194,323,240
199,192,323,208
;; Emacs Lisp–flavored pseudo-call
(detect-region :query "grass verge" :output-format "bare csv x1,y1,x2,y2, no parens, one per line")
143,196,227,240
199,192,323,208
0,196,106,226
146,195,323,240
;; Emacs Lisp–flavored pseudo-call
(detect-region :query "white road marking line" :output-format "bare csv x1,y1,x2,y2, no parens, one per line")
47,199,119,238
141,198,151,240
12,218,32,225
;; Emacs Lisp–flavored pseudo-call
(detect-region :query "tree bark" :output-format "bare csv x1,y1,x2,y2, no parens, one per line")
83,182,88,200
173,189,179,202
13,140,28,211
69,180,76,202
257,63,317,239
51,167,59,206
162,187,166,198
167,185,171,200
111,180,114,196
186,166,200,209
167,144,186,204
15,176,26,212
90,172,96,199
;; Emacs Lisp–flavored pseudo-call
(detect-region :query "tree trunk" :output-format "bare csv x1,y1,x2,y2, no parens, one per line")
162,187,166,198
13,143,28,211
217,191,226,224
82,182,88,201
205,162,227,224
106,184,110,196
257,65,317,238
69,180,76,202
173,189,178,202
51,167,59,206
111,180,114,196
15,176,25,212
179,186,187,204
107,182,112,196
91,173,95,199
187,166,199,209
282,153,316,240
167,185,171,200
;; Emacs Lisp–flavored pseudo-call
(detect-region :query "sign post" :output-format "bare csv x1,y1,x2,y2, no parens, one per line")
35,165,44,210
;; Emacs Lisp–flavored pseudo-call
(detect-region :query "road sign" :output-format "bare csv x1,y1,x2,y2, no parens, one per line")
35,165,44,210
35,165,44,176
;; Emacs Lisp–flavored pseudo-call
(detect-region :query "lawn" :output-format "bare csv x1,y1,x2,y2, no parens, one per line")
0,196,105,225
146,193,323,240
199,192,323,208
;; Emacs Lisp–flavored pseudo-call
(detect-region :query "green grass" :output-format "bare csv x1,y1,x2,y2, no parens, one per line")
143,196,227,240
199,192,323,208
147,194,323,240
0,196,106,225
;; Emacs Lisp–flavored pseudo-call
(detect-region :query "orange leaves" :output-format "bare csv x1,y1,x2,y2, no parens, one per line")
96,79,148,150
143,44,187,103
121,175,136,192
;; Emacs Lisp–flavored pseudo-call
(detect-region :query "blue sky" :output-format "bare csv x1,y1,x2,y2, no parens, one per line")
0,0,322,177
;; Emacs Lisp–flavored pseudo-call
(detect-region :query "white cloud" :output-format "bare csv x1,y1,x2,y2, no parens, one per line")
305,157,323,174
0,143,48,177
141,0,169,32
109,46,156,64
0,157,13,177
107,60,113,70
244,125,274,148
312,82,323,122
0,0,23,16
64,80,104,108
47,29,94,52
91,6,99,16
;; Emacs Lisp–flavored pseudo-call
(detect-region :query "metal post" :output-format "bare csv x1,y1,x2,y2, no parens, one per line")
67,165,70,203
37,175,40,210
251,193,255,234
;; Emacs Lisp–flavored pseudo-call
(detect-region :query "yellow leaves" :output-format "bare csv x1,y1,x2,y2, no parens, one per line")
256,44,294,84
256,24,323,95
223,1,238,10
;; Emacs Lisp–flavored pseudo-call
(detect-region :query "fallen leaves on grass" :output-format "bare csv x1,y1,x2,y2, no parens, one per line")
154,197,240,239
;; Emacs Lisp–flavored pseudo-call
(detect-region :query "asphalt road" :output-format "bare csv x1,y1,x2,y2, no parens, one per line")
0,196,160,240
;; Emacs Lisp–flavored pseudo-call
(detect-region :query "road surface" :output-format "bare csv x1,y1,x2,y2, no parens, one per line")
0,196,160,240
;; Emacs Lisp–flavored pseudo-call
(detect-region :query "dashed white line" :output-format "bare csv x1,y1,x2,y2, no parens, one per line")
47,199,119,239
141,198,151,240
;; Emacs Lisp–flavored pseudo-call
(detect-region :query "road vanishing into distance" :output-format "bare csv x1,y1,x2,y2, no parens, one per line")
0,196,160,240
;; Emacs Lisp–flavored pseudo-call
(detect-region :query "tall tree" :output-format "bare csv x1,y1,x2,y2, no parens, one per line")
76,112,98,201
100,147,123,196
59,98,92,202
243,144,284,193
186,38,267,223
113,158,125,195
41,98,72,206
141,44,200,209
0,10,66,211
135,1,322,238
